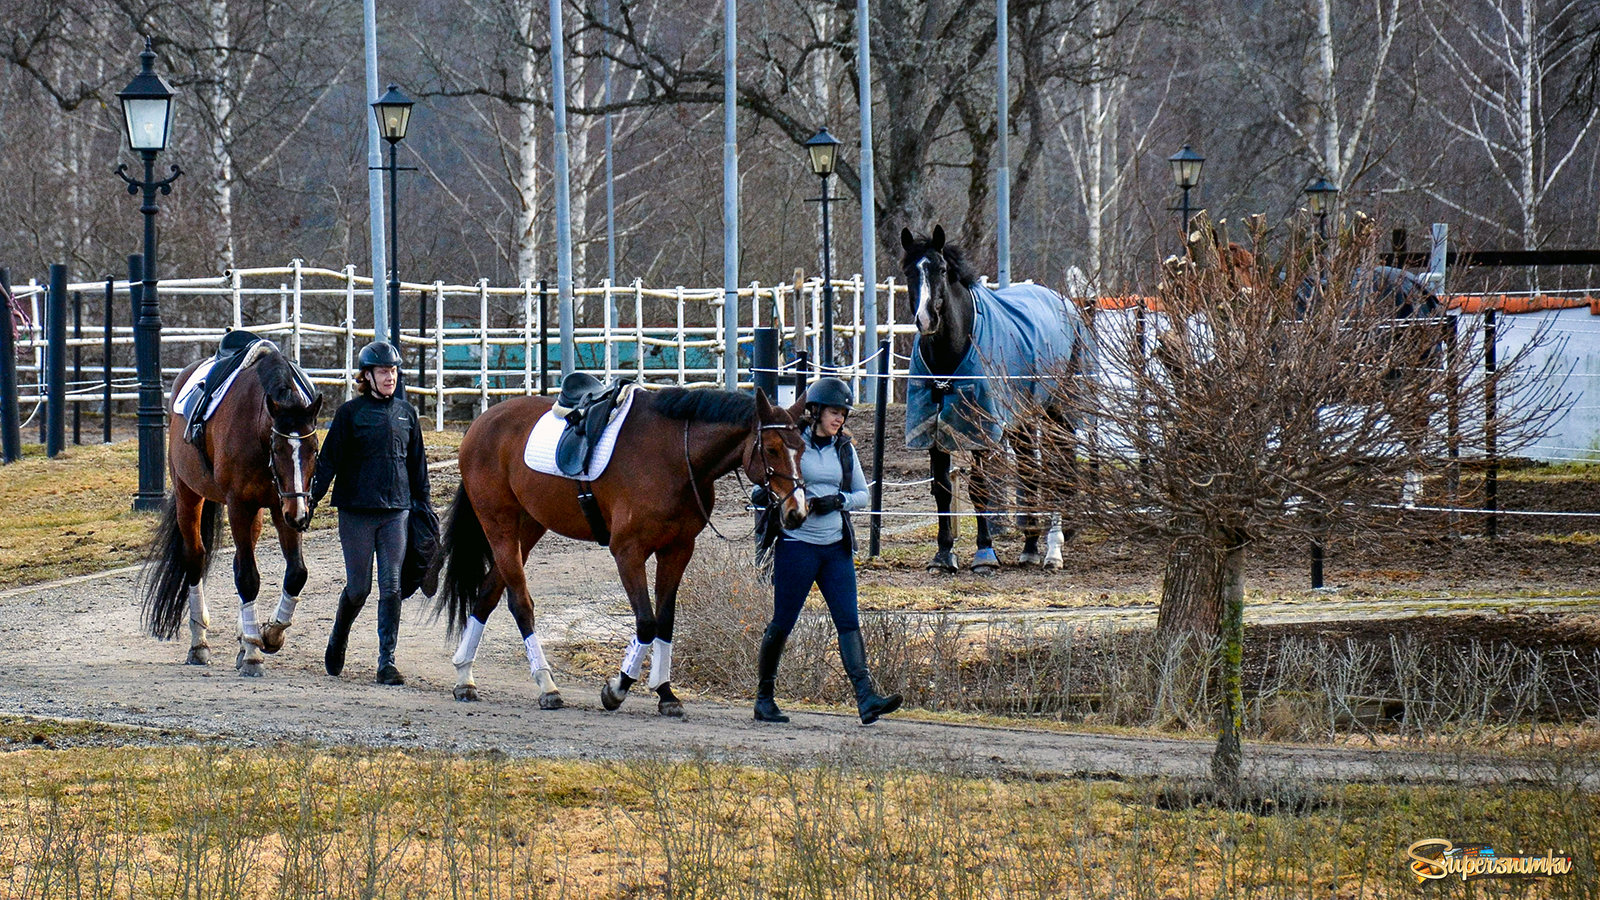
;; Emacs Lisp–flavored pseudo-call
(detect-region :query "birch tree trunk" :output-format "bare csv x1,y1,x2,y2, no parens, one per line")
210,0,236,272
515,1,542,283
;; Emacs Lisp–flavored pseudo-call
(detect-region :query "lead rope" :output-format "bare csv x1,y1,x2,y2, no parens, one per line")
683,419,746,543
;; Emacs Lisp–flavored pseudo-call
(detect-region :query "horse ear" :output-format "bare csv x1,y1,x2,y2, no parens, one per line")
754,387,773,418
308,393,324,421
901,227,915,252
932,225,945,250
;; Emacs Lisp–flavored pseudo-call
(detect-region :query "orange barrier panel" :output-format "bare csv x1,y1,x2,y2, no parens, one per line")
1087,294,1596,314
1446,294,1594,314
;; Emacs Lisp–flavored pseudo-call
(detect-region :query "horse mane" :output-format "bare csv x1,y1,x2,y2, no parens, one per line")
254,348,316,412
903,228,980,289
939,240,980,289
649,387,756,425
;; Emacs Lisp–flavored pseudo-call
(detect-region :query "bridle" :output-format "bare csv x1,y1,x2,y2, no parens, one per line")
268,424,316,505
682,416,804,540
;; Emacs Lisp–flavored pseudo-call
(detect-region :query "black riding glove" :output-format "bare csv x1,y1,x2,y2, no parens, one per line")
809,493,847,515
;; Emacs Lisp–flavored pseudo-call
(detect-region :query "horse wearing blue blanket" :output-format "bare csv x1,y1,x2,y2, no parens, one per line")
902,226,1093,573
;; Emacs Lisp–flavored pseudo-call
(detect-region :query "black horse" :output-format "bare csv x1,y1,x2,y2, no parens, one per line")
1297,265,1446,505
901,225,1093,573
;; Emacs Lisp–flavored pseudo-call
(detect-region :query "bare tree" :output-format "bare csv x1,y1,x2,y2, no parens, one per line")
568,0,1106,266
1413,0,1600,250
1008,214,1565,790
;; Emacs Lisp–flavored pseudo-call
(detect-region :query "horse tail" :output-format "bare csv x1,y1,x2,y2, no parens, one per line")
139,496,220,640
433,483,491,636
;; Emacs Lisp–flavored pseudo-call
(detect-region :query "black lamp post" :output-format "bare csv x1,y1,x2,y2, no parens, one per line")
1167,144,1205,237
1305,176,1339,239
805,128,840,369
371,85,415,366
115,37,181,513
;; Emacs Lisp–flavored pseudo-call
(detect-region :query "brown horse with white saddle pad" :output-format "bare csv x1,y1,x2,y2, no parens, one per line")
433,385,807,715
141,335,322,676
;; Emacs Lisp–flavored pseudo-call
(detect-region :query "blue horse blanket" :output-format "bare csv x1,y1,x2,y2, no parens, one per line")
906,283,1088,451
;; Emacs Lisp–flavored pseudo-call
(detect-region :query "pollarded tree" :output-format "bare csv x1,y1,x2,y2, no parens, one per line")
1007,214,1565,791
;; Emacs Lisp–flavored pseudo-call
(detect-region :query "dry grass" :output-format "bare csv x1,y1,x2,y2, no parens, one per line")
0,730,1594,899
0,442,147,588
0,429,466,591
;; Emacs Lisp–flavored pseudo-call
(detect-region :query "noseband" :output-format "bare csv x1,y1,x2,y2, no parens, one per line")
269,425,315,503
747,422,805,505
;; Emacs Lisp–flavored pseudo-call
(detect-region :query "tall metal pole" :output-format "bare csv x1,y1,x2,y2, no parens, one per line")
363,0,389,339
819,173,835,369
603,0,617,328
857,0,878,366
388,140,401,350
1180,185,1193,236
722,0,740,389
995,0,1010,287
133,150,170,511
549,0,576,378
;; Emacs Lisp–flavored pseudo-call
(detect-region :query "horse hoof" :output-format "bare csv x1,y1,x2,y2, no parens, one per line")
453,685,479,702
972,548,999,574
927,551,958,574
1018,551,1043,567
971,564,998,576
600,677,628,711
260,622,288,655
539,691,564,710
1043,558,1063,571
186,646,210,666
659,699,684,717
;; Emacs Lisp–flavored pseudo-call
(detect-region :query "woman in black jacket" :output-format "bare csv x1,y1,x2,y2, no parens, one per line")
310,341,430,684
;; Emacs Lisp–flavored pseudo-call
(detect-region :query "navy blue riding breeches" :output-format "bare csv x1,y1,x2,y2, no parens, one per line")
769,537,859,635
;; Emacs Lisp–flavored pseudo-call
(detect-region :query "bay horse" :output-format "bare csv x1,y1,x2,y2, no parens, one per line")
902,225,1093,573
433,386,806,715
141,341,322,676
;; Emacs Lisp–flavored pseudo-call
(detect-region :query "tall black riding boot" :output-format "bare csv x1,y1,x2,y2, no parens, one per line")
375,594,404,685
838,629,902,725
753,624,791,723
324,589,364,677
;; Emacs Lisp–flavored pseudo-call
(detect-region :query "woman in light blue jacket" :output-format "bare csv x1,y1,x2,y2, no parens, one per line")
753,378,902,725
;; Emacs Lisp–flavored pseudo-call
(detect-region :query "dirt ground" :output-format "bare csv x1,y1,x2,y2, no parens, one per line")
1,407,1597,785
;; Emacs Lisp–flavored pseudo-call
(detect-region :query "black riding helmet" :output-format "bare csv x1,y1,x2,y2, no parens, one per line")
358,340,403,369
804,377,854,412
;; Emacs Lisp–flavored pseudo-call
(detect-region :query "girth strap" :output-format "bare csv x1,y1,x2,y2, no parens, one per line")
577,481,611,547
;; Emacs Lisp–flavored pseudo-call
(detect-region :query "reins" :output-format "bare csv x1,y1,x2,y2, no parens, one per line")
682,417,802,543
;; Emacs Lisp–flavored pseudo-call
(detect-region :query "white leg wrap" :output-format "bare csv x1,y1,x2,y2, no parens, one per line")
647,639,673,689
239,601,262,644
1402,471,1423,507
271,590,298,626
454,617,486,668
620,637,647,680
523,632,549,675
187,582,209,632
1045,524,1064,563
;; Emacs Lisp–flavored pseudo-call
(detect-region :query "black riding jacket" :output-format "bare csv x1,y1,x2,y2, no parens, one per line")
311,392,429,511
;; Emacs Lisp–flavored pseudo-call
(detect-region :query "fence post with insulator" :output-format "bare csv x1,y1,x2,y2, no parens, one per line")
0,268,21,463
46,264,67,458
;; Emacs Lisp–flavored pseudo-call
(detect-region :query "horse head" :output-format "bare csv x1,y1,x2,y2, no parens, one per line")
747,388,808,529
901,225,979,374
262,373,323,533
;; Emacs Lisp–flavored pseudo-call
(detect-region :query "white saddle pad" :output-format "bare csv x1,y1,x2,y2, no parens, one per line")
523,387,637,481
174,341,277,421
